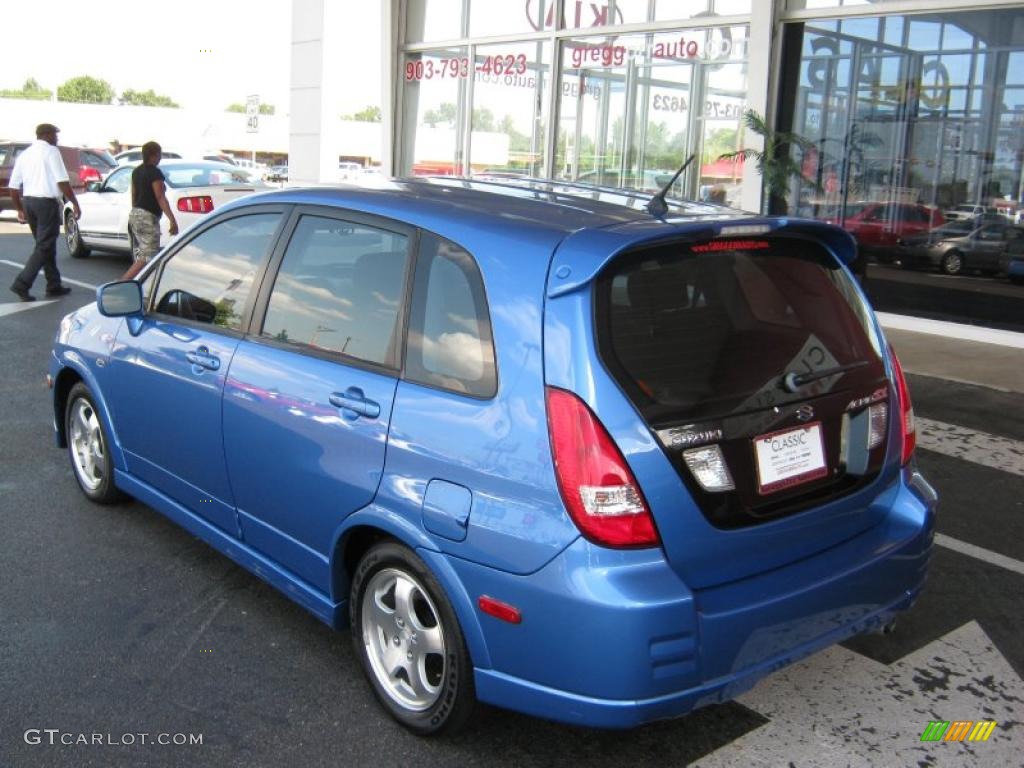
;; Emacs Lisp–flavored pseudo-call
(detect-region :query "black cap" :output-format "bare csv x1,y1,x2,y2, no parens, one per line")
35,123,60,137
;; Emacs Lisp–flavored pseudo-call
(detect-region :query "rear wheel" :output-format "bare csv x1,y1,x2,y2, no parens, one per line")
941,250,963,275
350,541,475,736
64,210,90,258
65,382,123,504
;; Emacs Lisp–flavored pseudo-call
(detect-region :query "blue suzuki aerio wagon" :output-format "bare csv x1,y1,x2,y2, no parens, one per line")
49,178,935,734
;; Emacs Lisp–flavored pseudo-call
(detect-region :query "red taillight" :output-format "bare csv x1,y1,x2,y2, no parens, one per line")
889,347,916,464
545,386,659,548
78,166,101,184
177,196,214,213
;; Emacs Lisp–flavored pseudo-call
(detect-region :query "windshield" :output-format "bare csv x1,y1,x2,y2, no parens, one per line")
162,163,261,187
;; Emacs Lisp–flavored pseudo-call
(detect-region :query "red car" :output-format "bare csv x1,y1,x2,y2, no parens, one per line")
1,141,115,211
839,201,945,252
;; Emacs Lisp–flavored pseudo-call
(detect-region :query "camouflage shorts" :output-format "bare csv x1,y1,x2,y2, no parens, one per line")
128,208,161,263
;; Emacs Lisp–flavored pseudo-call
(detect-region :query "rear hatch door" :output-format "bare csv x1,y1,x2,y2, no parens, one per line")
549,222,900,589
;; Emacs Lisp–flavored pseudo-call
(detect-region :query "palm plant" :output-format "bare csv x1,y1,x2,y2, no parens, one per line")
718,109,816,215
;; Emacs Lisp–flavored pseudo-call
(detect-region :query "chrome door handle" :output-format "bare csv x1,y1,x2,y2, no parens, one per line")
186,347,220,371
329,388,380,419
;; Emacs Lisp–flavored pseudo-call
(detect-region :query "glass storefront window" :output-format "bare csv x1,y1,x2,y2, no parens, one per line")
471,1,557,37
406,0,466,43
786,8,1024,227
561,0,650,29
469,42,551,176
401,48,469,175
786,0,898,9
555,26,747,203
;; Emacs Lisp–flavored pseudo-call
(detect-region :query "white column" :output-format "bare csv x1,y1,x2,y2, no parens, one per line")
289,0,345,185
381,0,400,176
741,0,779,214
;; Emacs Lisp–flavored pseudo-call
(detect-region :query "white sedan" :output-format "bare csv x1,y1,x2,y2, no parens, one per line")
63,160,267,259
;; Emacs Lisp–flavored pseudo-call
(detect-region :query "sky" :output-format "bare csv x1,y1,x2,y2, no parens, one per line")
4,0,383,116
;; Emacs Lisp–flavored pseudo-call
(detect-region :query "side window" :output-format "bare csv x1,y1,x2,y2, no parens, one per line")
405,233,497,398
105,168,132,194
261,215,409,368
152,213,280,330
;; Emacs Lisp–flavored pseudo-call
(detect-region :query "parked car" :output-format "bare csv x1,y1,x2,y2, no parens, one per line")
233,157,267,177
264,164,288,182
337,161,362,181
113,149,183,166
49,179,934,735
1,141,116,210
63,160,267,258
943,203,999,222
895,219,1022,274
839,201,945,257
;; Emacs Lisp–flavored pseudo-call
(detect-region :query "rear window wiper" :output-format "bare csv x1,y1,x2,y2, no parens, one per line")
781,361,869,393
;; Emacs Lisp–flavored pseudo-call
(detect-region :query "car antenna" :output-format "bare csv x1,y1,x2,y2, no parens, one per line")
646,153,696,218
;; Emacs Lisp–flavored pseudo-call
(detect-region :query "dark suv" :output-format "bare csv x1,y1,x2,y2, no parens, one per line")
1,141,115,210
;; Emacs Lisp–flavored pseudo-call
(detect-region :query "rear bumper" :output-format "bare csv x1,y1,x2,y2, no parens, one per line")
464,468,935,728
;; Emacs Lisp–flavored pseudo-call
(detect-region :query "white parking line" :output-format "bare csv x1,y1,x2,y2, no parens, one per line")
0,259,98,291
877,311,1024,349
0,300,58,317
917,417,1024,478
935,534,1024,577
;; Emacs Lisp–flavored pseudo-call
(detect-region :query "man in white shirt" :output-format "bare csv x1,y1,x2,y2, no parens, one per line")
7,123,81,301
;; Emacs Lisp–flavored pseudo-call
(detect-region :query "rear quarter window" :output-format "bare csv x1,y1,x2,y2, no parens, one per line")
405,233,496,398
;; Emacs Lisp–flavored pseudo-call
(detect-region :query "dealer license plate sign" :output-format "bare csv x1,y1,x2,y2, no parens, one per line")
754,423,828,494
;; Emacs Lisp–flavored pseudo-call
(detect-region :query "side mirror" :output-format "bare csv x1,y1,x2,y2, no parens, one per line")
86,181,101,192
97,280,143,317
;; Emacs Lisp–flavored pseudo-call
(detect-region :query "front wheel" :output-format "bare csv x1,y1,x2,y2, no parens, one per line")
350,542,475,736
941,250,963,275
65,382,123,504
64,210,90,258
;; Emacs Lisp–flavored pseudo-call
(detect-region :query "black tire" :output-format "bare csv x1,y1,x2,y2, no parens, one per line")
941,250,963,275
65,382,123,504
64,210,90,258
350,541,475,736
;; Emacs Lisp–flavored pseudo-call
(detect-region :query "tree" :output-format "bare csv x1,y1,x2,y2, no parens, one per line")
0,77,52,101
57,75,115,105
472,107,495,132
343,105,381,122
121,89,172,108
120,89,179,108
423,102,457,126
226,103,276,115
718,109,816,215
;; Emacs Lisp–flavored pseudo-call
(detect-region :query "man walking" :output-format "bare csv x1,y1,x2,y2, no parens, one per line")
7,123,80,301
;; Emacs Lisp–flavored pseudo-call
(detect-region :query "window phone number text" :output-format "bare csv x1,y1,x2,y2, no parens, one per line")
405,55,528,81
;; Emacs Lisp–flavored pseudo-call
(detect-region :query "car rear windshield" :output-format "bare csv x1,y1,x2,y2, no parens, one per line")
597,236,884,423
162,164,256,188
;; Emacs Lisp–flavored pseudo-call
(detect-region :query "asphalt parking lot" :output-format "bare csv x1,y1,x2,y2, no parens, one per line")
1,221,1022,767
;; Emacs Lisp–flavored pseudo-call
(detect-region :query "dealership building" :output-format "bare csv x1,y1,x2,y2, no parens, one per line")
293,0,1024,218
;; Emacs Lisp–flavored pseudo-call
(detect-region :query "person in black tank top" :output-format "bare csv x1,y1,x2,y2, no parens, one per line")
123,141,178,280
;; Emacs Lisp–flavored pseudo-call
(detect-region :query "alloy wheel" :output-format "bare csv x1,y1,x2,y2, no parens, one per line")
360,567,447,712
69,397,105,492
